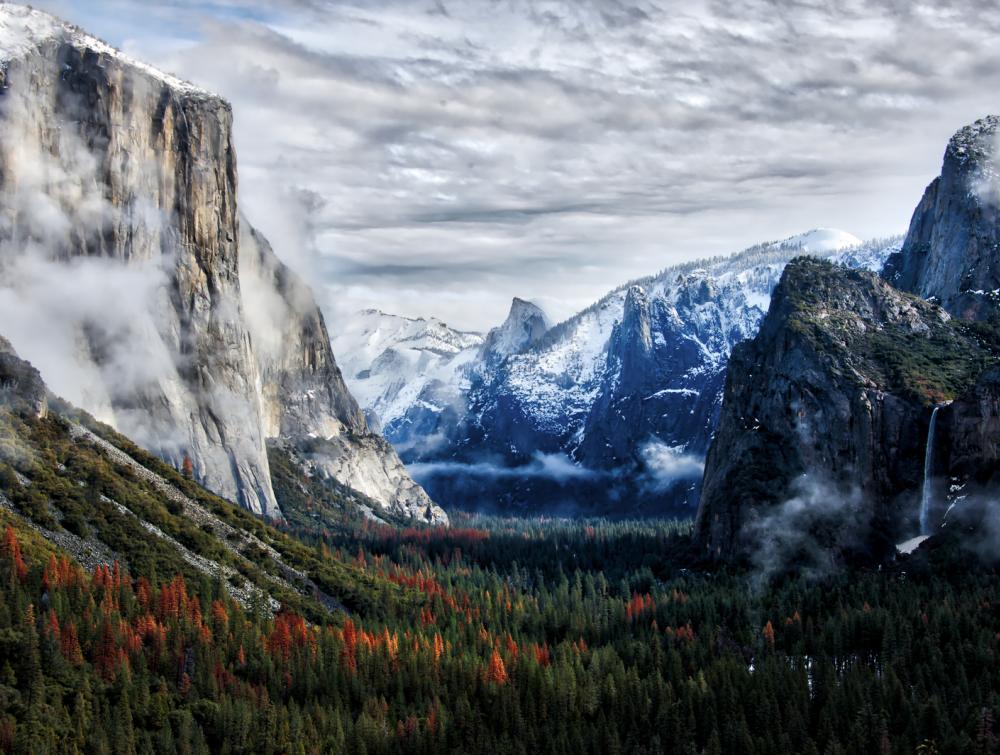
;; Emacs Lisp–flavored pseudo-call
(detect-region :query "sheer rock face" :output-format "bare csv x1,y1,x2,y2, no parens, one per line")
239,224,447,525
575,285,716,472
0,6,443,524
938,369,1000,496
0,7,276,515
694,258,995,561
479,298,550,368
239,223,367,441
884,116,1000,321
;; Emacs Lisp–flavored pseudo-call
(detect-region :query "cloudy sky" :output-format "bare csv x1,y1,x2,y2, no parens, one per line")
29,0,1000,330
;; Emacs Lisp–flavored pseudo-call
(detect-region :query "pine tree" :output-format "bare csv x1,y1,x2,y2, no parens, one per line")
486,650,508,685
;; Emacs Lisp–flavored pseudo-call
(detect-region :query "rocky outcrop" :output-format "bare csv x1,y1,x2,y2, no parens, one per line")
0,6,442,524
576,284,714,479
0,336,47,418
883,116,1000,321
695,258,997,561
239,221,366,439
240,223,447,524
479,298,550,367
936,368,1000,504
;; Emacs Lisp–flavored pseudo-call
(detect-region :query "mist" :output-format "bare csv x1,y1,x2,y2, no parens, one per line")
744,475,868,583
0,67,184,445
638,439,704,494
408,452,603,484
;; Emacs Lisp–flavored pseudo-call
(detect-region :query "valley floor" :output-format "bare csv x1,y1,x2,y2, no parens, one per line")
1,493,998,754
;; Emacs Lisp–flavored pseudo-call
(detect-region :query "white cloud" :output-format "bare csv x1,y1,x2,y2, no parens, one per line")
27,0,1000,330
408,451,600,482
638,439,704,492
745,475,868,583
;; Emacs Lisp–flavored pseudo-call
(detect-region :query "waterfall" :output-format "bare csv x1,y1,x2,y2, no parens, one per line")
919,405,942,536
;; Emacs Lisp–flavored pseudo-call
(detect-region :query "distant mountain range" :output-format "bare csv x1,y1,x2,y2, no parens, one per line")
335,229,901,515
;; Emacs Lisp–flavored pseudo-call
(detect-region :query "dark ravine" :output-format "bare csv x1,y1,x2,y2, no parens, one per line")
0,6,443,524
695,257,998,562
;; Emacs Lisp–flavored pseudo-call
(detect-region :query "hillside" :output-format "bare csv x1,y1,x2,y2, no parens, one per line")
695,257,1000,564
0,342,405,621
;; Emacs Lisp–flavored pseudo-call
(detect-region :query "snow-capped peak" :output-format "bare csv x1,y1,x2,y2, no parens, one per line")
480,297,550,363
773,228,863,254
0,4,211,97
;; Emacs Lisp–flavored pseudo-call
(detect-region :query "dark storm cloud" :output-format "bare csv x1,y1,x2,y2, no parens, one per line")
30,0,1000,329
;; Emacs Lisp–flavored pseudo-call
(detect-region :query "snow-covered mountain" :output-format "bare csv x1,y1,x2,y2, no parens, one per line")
339,230,902,515
330,310,483,443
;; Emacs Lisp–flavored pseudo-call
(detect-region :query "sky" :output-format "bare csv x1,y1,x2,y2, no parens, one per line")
27,0,1000,331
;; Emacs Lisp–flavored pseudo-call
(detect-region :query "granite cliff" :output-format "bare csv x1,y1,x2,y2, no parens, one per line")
695,257,998,562
883,116,1000,321
0,6,444,524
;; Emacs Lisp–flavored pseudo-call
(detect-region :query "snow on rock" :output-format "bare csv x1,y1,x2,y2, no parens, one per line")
0,4,211,97
335,231,902,514
897,535,931,555
480,298,550,365
330,309,483,435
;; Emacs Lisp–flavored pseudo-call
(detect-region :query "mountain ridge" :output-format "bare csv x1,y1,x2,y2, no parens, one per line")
337,229,901,514
695,116,1000,564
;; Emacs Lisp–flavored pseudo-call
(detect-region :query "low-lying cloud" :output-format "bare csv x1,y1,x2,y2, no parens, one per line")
970,128,1000,209
0,72,180,439
408,452,602,483
745,475,867,583
638,439,704,493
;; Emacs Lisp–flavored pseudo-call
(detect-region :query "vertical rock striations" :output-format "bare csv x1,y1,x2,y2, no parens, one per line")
479,298,550,368
0,6,443,524
695,258,997,561
239,223,446,524
0,6,277,515
883,115,1000,321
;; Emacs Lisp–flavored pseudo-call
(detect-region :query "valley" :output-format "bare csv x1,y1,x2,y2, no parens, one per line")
0,3,999,754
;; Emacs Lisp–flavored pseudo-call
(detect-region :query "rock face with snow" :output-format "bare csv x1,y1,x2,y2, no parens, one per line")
694,118,1000,566
694,257,998,562
883,116,1000,321
0,6,443,524
480,298,550,367
339,229,897,514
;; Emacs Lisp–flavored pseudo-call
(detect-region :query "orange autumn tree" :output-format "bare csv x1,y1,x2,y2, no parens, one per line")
486,649,508,685
2,524,27,583
763,621,776,650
